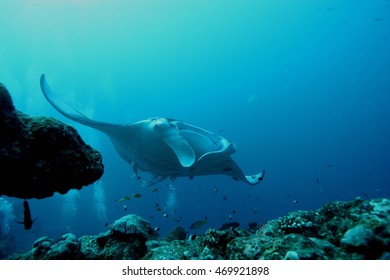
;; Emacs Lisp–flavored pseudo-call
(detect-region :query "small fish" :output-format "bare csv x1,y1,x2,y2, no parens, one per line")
228,214,232,220
213,187,218,193
115,196,131,202
189,216,208,229
151,188,159,192
293,200,299,204
132,193,142,198
253,208,258,214
163,213,169,218
316,178,320,184
17,200,37,230
123,205,127,211
171,217,180,223
222,195,228,201
154,227,160,231
188,234,197,241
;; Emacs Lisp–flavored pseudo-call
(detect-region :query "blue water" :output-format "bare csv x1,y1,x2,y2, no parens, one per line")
1,0,389,252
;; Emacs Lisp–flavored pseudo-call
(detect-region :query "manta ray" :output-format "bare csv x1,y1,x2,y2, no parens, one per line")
40,74,265,186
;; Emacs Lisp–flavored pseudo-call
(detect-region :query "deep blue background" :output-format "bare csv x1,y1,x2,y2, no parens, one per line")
1,0,389,251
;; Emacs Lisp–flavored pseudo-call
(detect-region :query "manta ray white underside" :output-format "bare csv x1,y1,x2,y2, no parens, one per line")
40,74,264,186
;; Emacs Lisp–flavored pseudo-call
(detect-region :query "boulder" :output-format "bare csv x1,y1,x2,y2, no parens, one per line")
109,214,159,241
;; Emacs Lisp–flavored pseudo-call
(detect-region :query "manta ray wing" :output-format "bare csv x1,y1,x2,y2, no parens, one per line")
40,74,118,130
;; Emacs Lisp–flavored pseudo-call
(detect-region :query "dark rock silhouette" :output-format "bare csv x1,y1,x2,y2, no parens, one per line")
0,83,103,199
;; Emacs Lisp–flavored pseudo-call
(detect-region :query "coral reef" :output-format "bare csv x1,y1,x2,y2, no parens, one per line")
0,83,103,199
8,197,390,260
13,214,158,260
165,226,187,242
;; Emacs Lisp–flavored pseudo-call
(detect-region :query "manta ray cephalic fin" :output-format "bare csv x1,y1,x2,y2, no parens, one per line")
158,121,196,167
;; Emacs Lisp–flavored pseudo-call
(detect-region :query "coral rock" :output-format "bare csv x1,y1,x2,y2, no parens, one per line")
109,214,159,241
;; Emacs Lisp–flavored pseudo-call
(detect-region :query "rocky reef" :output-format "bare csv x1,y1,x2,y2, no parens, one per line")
9,197,390,260
0,83,103,199
11,214,158,260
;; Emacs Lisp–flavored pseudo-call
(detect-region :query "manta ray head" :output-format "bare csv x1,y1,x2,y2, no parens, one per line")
150,117,172,132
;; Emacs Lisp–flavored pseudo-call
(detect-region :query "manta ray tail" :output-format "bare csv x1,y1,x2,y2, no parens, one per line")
40,74,116,131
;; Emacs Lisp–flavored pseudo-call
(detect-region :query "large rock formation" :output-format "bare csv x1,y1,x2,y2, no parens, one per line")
0,83,104,199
